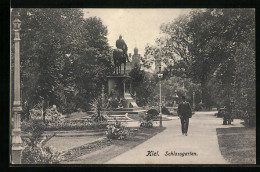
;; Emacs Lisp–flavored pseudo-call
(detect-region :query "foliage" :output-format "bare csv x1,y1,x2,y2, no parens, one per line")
146,109,159,117
21,118,64,164
21,145,63,164
106,120,128,140
194,103,205,111
162,107,170,115
107,97,119,109
29,107,42,121
22,108,108,132
129,63,156,107
143,9,255,122
44,105,63,122
139,112,153,128
11,9,114,116
90,96,107,122
22,119,45,147
44,120,108,131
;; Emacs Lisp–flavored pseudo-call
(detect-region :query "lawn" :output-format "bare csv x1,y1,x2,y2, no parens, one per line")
60,126,166,164
216,127,256,164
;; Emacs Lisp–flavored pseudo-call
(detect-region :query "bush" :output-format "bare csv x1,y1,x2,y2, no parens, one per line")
241,111,256,127
139,112,153,128
195,103,205,111
108,98,119,109
29,108,43,121
90,97,108,122
22,119,45,147
22,145,63,164
44,105,63,122
91,114,107,123
162,107,171,115
146,109,159,118
106,120,128,140
21,119,64,164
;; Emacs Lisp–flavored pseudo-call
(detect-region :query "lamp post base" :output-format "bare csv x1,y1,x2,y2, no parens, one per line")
12,145,23,164
159,114,162,127
12,107,23,164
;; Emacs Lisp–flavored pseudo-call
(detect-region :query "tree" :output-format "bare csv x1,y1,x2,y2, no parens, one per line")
11,9,114,118
144,9,255,111
129,63,156,107
11,9,87,118
73,17,114,111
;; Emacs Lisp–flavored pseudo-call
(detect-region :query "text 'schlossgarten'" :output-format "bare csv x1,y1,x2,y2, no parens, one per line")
146,151,198,157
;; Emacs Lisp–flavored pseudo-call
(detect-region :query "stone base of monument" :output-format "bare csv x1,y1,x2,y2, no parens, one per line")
105,62,146,122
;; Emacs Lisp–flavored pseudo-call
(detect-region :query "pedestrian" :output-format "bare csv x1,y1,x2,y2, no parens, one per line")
177,96,192,136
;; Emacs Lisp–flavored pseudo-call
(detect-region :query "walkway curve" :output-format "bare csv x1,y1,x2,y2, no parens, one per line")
105,111,244,164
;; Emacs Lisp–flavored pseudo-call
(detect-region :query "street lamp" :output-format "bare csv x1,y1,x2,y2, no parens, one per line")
12,13,23,164
193,91,195,109
157,66,163,127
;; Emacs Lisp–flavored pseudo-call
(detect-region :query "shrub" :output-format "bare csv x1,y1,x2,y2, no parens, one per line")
106,120,128,140
241,111,256,127
195,103,205,111
108,98,119,109
44,105,63,123
22,145,63,164
162,107,170,115
22,119,45,147
91,115,107,123
29,108,43,121
90,97,107,122
21,119,64,164
139,112,153,128
146,109,159,118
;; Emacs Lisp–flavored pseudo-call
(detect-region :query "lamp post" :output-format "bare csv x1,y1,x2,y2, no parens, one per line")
193,91,195,109
158,66,163,127
12,13,23,164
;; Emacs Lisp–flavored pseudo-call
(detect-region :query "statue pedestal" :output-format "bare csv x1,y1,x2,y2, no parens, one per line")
107,75,132,99
107,75,139,109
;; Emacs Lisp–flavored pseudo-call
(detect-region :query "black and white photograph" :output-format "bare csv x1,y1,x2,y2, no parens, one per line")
10,8,256,164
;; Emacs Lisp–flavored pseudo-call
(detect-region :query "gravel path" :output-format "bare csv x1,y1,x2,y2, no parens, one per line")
105,111,244,164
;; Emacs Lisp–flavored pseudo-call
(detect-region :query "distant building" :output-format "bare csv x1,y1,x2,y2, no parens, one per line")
131,47,141,68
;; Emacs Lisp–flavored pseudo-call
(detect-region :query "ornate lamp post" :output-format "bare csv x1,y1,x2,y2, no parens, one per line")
193,91,195,109
158,66,163,127
12,13,23,164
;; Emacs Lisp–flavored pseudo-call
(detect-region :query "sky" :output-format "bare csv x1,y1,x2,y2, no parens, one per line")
83,9,190,57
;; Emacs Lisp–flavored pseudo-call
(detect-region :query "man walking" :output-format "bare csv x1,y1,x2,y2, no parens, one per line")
177,96,192,136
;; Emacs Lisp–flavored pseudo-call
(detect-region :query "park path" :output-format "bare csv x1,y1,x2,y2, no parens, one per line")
105,111,244,164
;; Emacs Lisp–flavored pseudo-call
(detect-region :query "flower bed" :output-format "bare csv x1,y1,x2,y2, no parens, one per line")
45,120,108,131
22,119,108,132
106,120,129,140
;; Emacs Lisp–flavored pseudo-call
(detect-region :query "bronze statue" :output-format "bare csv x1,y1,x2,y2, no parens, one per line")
113,35,130,74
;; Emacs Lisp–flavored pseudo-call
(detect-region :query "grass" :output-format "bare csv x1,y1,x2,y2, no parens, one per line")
216,127,256,164
60,126,165,164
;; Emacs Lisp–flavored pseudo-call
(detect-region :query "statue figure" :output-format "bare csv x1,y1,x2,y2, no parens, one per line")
113,35,130,74
116,35,129,60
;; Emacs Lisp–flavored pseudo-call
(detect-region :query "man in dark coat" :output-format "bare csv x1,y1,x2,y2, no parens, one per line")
116,35,129,61
177,96,192,136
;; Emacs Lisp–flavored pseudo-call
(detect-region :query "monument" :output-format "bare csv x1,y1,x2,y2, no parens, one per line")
107,47,142,109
